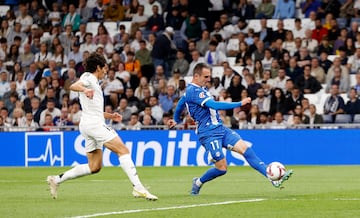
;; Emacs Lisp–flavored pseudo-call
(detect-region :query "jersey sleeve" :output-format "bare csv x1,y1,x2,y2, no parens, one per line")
79,73,92,87
187,87,211,107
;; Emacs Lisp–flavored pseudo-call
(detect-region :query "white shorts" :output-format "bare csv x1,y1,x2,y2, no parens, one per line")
79,123,118,152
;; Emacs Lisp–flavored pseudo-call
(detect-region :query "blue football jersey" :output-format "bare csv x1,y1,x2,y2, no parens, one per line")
184,83,222,134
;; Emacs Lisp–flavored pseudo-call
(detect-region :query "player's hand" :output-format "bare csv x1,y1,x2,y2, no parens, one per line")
167,119,177,129
84,88,94,99
241,97,252,105
112,112,122,122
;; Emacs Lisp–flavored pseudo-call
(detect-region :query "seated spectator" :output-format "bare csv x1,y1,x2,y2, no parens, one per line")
104,0,125,22
168,69,182,90
62,4,81,32
53,107,74,128
325,66,349,94
285,86,304,113
247,104,260,126
345,88,360,120
135,40,154,82
273,0,295,19
257,112,270,129
171,49,189,78
196,30,210,56
287,104,310,126
159,85,178,113
300,0,321,18
146,5,164,31
274,68,290,93
102,68,124,108
269,88,287,115
127,112,142,130
180,14,207,44
252,87,271,113
227,74,245,102
39,98,61,126
41,114,54,131
131,5,148,36
310,57,326,84
148,95,164,123
308,104,323,127
0,71,10,99
311,17,328,44
323,84,345,116
19,111,39,131
286,57,302,81
270,112,287,129
48,2,62,26
255,0,275,19
115,98,132,125
296,65,322,94
91,0,105,22
68,101,82,126
347,48,360,74
246,74,262,99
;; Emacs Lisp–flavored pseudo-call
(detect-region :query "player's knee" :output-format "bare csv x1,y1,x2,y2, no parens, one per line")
90,165,102,174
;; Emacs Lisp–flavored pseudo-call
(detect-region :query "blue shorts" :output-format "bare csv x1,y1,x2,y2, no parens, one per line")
198,125,242,162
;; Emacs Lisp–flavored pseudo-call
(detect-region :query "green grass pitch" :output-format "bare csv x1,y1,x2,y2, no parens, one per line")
0,166,360,218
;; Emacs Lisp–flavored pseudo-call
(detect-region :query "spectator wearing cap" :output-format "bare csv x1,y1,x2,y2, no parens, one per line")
151,26,177,78
16,4,33,33
171,49,189,77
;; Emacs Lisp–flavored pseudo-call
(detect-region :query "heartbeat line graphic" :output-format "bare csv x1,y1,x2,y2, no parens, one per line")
27,138,62,165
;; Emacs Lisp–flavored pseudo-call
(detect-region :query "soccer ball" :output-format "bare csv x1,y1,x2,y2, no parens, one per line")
266,162,286,181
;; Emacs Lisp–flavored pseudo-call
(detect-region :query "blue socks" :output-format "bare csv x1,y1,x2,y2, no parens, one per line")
199,168,227,184
243,147,267,177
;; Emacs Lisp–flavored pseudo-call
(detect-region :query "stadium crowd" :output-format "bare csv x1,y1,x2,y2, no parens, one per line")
1,0,360,131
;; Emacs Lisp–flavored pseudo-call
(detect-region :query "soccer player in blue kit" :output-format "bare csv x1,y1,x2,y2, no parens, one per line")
167,63,293,195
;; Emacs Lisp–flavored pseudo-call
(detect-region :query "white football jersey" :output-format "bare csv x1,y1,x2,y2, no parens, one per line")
78,72,105,125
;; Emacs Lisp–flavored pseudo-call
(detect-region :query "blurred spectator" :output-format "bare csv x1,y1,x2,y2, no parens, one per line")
144,0,163,17
272,20,287,41
126,0,140,20
319,51,332,73
234,0,255,20
270,112,287,129
272,0,295,19
227,74,245,102
353,72,360,96
104,0,126,21
269,87,287,115
68,101,82,125
308,104,323,127
292,18,305,39
39,98,61,126
345,88,360,118
255,0,275,19
178,79,186,97
180,14,206,44
257,112,270,129
186,50,204,77
295,65,322,94
246,74,262,99
131,5,148,35
127,112,142,130
274,68,290,93
325,66,349,94
77,0,93,23
347,48,360,74
287,104,310,126
53,107,74,127
135,40,154,82
146,5,164,31
102,68,124,108
125,51,142,88
168,69,182,89
312,17,328,43
247,104,260,126
286,57,302,81
339,0,355,20
150,26,176,78
196,30,210,56
204,40,226,66
259,69,274,96
317,36,333,56
310,57,325,84
114,98,132,125
301,0,321,18
159,85,178,113
91,0,105,22
165,0,184,30
148,95,164,123
135,77,154,100
1,107,13,126
150,65,166,91
323,84,345,115
16,4,33,33
0,71,10,99
48,3,62,26
285,86,304,113
171,49,189,78
62,4,81,32
34,42,52,71
19,111,39,131
252,87,271,113
41,114,55,131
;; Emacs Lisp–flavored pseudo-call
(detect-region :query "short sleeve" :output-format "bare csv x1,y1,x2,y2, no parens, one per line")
186,87,211,107
79,72,92,87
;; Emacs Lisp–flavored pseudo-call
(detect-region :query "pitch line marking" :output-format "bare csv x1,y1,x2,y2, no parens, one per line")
69,198,265,218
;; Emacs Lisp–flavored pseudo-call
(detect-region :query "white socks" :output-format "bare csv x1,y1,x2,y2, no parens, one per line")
56,164,91,184
119,154,143,189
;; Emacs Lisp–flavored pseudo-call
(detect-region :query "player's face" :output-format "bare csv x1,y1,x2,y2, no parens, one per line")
97,64,108,79
198,68,211,87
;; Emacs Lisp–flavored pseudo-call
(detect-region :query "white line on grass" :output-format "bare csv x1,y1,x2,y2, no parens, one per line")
69,199,265,218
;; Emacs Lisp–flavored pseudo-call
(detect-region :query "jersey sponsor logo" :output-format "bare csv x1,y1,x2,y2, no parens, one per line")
199,92,206,98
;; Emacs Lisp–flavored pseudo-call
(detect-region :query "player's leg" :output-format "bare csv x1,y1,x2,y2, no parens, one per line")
46,134,101,199
104,135,158,200
191,137,227,195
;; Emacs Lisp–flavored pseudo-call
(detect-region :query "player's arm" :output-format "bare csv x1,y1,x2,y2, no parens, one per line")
167,96,186,128
104,112,122,122
204,97,252,110
69,80,94,99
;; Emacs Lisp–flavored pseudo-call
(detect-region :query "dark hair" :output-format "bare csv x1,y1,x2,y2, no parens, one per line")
193,63,210,76
85,52,107,73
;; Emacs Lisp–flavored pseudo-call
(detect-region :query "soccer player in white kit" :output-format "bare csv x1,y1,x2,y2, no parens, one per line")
46,53,158,200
